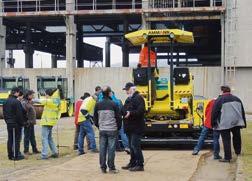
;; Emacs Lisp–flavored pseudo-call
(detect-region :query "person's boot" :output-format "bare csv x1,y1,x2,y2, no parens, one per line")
73,144,78,150
214,155,222,160
109,168,119,174
192,150,199,155
78,151,85,156
90,149,99,153
101,168,107,174
129,166,144,172
33,149,41,154
50,153,59,158
121,163,133,170
24,151,32,155
14,154,25,161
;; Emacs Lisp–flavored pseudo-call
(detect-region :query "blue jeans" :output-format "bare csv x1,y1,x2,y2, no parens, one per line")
127,133,144,167
193,126,220,157
119,124,129,149
41,126,57,159
78,120,96,154
99,130,117,170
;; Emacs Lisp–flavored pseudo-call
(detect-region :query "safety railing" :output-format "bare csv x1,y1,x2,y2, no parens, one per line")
149,0,223,8
0,0,225,14
2,0,65,12
1,0,142,13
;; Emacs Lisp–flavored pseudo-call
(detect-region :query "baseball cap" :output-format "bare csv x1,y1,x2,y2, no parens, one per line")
221,85,231,93
123,82,135,91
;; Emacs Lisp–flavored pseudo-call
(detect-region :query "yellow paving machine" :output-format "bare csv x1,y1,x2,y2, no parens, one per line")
125,29,210,144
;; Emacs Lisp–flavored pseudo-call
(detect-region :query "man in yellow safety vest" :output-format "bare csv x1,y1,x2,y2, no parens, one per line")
40,89,61,159
77,94,98,155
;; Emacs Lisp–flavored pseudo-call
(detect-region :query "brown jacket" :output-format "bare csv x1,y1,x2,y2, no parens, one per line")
22,100,37,126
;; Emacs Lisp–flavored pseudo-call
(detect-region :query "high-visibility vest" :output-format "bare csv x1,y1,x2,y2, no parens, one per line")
40,90,61,126
78,96,96,124
139,46,157,67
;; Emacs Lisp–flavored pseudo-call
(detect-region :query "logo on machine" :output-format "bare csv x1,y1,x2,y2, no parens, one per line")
149,30,170,35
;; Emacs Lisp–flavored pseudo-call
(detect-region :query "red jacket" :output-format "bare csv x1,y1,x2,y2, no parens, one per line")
204,99,215,129
74,99,83,126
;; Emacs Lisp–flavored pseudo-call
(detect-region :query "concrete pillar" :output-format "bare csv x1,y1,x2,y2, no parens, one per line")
122,19,129,67
177,0,181,8
51,54,58,68
24,23,34,68
77,24,84,68
141,0,150,29
65,0,76,98
6,50,14,68
105,37,111,67
0,2,6,73
221,13,225,85
0,27,5,70
112,0,116,9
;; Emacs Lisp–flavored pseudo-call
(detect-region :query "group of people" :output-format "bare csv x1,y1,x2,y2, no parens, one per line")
3,81,146,173
3,88,40,160
192,85,246,162
74,83,145,173
3,87,61,160
3,83,247,172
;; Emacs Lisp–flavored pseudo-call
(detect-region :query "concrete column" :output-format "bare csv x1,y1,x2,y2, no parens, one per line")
122,19,129,67
177,0,181,7
24,23,34,68
51,54,58,68
221,13,225,85
65,0,76,98
0,2,6,72
24,48,34,68
77,24,84,68
112,0,116,9
210,0,213,7
6,50,14,68
141,0,150,29
0,27,5,70
105,37,111,67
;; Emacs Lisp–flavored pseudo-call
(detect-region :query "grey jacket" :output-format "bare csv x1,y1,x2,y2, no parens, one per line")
94,97,121,131
211,93,246,130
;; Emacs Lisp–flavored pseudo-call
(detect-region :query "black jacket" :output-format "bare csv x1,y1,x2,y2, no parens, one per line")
122,91,145,134
3,95,26,127
94,97,122,131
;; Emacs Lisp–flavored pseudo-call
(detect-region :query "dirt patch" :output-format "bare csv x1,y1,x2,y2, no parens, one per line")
7,150,206,181
190,152,237,181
